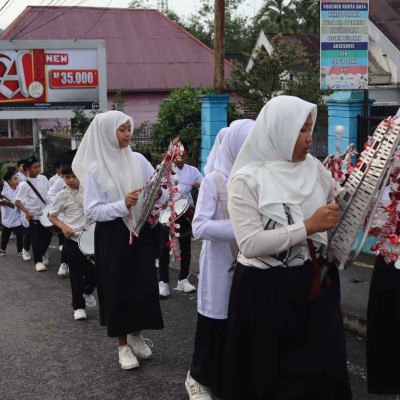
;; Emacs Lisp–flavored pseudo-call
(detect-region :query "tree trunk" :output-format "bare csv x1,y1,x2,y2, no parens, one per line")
214,0,225,94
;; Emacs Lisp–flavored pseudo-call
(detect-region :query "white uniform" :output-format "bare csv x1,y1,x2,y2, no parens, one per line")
192,172,236,319
49,173,62,188
1,187,21,228
172,164,203,205
15,175,49,218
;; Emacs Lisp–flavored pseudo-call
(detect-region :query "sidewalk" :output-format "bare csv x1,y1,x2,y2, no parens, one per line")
183,238,374,337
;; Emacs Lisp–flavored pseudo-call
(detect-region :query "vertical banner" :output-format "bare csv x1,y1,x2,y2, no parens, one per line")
320,0,369,90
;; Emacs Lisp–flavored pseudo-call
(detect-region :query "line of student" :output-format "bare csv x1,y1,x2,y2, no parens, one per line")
2,98,398,399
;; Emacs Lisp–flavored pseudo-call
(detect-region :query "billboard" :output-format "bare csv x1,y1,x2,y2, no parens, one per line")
320,0,369,90
0,40,106,118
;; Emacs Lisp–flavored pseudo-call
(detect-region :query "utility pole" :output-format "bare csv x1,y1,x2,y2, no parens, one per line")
214,0,225,94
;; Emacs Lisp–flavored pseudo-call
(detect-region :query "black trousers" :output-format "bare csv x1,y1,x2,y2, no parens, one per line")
22,226,31,251
29,220,52,264
65,239,95,310
59,234,67,264
1,225,23,253
159,226,191,282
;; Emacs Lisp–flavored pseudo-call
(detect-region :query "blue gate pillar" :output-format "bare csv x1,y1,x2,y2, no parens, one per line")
199,94,230,174
326,91,374,154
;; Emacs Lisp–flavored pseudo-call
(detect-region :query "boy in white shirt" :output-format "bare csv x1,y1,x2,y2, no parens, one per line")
48,160,62,188
1,171,23,256
16,159,28,182
49,164,96,321
15,156,52,272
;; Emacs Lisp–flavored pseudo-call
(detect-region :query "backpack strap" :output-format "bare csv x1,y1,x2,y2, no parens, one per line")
210,171,239,261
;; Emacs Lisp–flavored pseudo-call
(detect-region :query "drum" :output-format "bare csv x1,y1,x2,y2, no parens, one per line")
159,198,195,237
39,205,54,228
78,222,96,256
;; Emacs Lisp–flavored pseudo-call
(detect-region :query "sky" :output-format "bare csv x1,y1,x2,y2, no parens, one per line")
0,0,265,30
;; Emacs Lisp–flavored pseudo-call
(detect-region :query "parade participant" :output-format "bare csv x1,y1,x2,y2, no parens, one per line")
49,164,96,321
15,156,51,272
225,96,351,400
16,159,28,183
158,150,203,297
203,127,228,176
1,171,23,257
73,110,165,370
185,119,253,400
48,160,62,187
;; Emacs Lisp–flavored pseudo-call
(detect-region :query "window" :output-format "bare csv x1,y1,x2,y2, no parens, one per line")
10,120,32,138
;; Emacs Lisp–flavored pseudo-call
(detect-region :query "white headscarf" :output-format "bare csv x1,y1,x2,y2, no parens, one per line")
72,110,144,230
213,119,254,177
204,127,229,175
230,95,332,245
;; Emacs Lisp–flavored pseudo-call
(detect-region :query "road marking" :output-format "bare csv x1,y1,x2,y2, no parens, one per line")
352,261,374,269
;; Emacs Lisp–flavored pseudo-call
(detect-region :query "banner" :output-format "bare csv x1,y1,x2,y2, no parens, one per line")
320,0,369,90
0,41,106,116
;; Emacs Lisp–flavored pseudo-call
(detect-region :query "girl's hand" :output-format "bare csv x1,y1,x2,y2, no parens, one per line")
304,202,341,235
125,189,141,209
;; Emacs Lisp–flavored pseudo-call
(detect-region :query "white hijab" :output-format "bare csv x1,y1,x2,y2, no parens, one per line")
72,111,144,230
213,119,254,178
204,127,229,175
230,95,332,245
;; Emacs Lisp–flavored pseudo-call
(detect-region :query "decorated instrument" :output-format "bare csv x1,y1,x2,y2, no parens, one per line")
0,194,15,209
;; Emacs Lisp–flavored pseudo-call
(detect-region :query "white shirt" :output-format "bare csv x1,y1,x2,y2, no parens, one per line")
47,177,66,204
85,155,169,222
228,173,333,269
192,172,236,319
49,173,62,188
172,164,203,204
1,187,21,228
17,172,27,182
15,175,49,218
49,185,88,242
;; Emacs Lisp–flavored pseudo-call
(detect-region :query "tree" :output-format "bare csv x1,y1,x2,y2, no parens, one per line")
255,0,298,34
295,0,320,33
152,83,242,151
227,34,327,124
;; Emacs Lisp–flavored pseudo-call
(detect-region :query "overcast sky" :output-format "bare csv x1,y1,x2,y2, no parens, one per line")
0,0,264,30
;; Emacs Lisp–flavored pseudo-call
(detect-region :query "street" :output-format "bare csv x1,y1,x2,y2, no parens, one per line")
0,236,397,400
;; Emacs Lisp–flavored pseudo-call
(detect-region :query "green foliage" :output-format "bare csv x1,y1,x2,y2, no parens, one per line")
111,88,127,112
70,107,95,136
227,34,328,124
152,83,242,150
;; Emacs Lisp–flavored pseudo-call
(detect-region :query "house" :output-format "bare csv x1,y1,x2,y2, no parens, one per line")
248,0,400,105
0,6,235,158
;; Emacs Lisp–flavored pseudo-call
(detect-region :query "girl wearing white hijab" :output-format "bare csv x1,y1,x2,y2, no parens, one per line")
224,96,351,400
72,111,164,370
185,119,254,400
203,127,229,175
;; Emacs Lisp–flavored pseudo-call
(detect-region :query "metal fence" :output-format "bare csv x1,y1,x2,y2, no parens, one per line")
357,105,400,152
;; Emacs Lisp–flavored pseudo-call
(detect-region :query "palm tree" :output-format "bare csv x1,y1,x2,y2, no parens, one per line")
295,0,320,33
255,0,297,34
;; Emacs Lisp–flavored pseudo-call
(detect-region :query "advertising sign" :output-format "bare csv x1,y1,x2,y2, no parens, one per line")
320,0,369,90
0,40,106,118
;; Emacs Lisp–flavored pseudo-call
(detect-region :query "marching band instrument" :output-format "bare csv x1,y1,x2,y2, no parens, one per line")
325,118,400,276
158,198,195,237
39,204,54,228
0,194,15,209
78,222,96,257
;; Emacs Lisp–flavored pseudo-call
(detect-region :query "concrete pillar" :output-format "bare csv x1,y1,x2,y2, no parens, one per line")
199,94,230,174
326,91,374,154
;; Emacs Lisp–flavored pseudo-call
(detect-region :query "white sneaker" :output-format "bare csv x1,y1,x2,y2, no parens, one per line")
58,263,68,276
59,245,63,252
175,278,196,293
0,250,6,256
83,293,97,308
74,309,87,320
155,258,159,268
18,252,23,257
42,254,49,266
185,371,212,400
35,262,47,272
127,332,153,359
159,281,170,297
22,249,31,261
119,345,139,369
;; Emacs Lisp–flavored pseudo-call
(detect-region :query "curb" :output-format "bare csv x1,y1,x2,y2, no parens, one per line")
342,310,367,337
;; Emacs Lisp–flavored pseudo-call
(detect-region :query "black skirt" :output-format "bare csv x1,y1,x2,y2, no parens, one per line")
95,218,164,337
190,313,227,398
224,261,352,400
367,256,400,394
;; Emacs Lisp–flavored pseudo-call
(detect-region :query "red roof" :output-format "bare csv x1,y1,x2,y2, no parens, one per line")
1,6,235,91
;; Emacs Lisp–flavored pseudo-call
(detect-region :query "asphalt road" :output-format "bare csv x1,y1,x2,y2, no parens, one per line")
0,236,397,400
